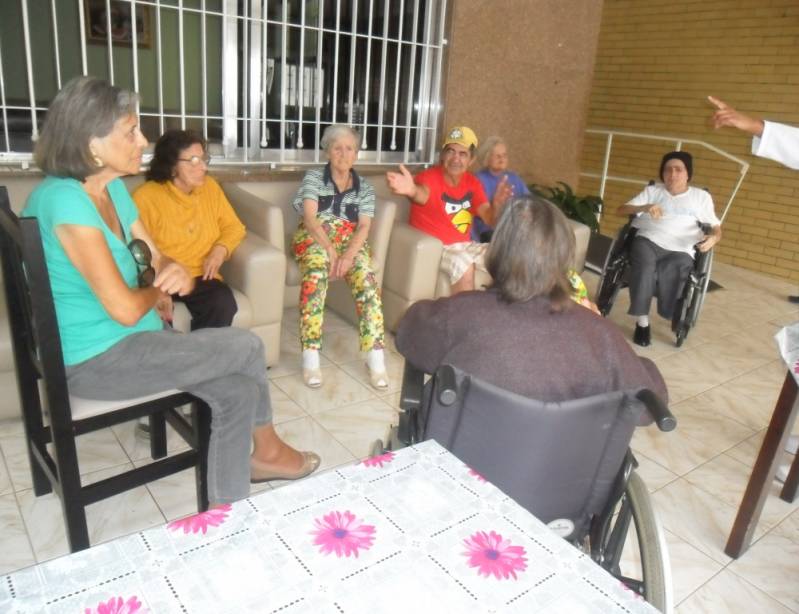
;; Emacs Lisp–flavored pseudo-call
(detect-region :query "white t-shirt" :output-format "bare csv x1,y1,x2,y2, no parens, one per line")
627,184,720,257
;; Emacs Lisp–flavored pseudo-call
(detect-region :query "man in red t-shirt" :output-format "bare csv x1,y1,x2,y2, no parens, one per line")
386,126,511,293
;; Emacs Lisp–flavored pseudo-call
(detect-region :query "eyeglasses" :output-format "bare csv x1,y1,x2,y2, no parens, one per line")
128,239,155,288
177,154,211,166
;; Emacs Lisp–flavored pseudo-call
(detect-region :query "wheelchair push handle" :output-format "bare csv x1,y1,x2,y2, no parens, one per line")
636,389,677,432
697,221,713,235
436,364,459,406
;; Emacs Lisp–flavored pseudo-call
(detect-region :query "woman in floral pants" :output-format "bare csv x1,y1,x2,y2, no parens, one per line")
292,125,387,390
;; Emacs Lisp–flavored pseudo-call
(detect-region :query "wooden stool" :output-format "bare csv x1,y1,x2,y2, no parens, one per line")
725,372,799,558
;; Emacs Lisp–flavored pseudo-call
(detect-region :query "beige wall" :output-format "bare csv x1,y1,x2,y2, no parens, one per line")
580,0,799,284
442,0,604,189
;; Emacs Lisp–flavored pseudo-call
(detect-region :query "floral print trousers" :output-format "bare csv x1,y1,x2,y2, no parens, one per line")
293,218,385,352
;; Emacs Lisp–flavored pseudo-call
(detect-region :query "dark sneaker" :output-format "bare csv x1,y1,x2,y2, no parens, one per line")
633,324,651,347
789,295,799,304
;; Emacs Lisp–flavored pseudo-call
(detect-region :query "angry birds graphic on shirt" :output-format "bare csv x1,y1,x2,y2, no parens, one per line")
443,192,473,234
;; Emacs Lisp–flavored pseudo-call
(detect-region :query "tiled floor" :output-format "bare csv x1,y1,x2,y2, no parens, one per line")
0,261,797,612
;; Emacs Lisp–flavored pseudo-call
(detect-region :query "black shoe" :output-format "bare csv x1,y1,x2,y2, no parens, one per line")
633,324,651,347
789,295,799,304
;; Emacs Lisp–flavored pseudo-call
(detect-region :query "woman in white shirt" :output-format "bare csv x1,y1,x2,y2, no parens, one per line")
617,151,722,346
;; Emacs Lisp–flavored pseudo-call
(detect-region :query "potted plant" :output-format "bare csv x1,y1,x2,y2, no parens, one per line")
528,181,602,232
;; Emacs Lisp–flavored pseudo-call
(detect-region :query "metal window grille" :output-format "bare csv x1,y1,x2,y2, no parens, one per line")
0,0,448,168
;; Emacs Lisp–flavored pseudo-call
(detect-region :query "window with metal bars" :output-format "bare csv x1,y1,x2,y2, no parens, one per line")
0,0,448,168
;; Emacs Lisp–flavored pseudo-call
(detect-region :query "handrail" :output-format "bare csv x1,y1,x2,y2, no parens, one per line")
581,128,750,224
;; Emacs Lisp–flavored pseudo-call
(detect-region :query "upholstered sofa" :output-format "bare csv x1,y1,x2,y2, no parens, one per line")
222,180,397,328
0,175,286,421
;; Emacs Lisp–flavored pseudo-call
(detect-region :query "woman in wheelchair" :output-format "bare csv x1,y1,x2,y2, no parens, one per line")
616,151,721,346
23,76,319,507
396,194,667,404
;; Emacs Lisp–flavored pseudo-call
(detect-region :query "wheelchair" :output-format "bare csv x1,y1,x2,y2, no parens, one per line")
595,217,714,347
372,363,676,613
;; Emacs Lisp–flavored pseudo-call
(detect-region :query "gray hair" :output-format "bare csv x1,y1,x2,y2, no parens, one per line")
320,124,362,153
34,76,139,181
486,194,575,310
476,136,505,169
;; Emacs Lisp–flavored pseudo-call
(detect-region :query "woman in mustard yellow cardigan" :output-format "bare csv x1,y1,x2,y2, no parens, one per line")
133,131,245,329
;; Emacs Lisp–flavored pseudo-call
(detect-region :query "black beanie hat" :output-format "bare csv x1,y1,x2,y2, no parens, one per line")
659,151,693,182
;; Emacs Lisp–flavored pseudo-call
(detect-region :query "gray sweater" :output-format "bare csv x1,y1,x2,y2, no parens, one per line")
396,289,668,404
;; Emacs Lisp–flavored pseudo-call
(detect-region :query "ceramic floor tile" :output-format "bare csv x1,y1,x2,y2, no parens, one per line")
0,451,12,496
725,430,767,467
631,423,725,476
338,350,406,394
652,478,738,565
272,415,356,473
0,493,35,574
728,528,799,612
692,379,779,433
112,419,191,464
271,365,376,414
269,381,307,424
676,569,793,614
685,453,799,533
16,461,166,563
662,530,723,606
312,398,400,459
139,464,203,522
317,327,365,364
669,394,756,452
633,451,679,493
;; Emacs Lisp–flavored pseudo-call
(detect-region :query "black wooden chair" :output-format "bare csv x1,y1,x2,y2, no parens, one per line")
0,186,211,553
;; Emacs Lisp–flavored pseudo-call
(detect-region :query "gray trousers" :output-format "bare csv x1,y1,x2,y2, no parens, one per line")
66,327,271,505
627,236,694,319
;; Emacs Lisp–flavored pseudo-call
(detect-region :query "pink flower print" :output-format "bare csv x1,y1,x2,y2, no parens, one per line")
85,595,146,614
167,504,232,535
311,510,376,557
794,359,799,375
468,468,487,482
462,530,528,580
361,451,395,468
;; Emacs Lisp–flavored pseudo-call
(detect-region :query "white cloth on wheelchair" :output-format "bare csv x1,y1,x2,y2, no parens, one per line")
627,184,720,257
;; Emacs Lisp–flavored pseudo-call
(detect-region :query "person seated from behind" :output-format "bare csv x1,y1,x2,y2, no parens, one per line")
292,124,388,391
472,136,530,243
616,151,722,347
133,130,245,329
386,126,512,294
397,194,667,404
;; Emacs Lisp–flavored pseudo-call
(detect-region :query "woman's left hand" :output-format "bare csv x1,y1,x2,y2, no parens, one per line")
203,244,228,280
334,252,355,278
154,262,194,296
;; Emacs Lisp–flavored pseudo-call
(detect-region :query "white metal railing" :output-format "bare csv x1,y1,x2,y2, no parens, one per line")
581,128,750,224
0,0,448,169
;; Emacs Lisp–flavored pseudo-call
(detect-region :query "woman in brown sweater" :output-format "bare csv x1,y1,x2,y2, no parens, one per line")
396,194,667,404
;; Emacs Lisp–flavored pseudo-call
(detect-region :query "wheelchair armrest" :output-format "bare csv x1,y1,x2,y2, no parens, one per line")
636,389,677,432
435,364,458,406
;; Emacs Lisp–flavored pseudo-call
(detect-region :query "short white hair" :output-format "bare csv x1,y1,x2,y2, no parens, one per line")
476,136,506,168
320,124,362,152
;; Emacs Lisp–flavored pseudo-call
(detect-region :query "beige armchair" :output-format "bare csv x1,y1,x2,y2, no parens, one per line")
381,212,591,332
223,182,397,328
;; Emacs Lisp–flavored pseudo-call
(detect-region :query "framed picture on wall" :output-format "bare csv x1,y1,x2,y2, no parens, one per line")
84,0,153,48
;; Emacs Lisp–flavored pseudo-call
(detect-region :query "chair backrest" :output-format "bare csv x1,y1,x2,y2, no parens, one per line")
422,364,645,538
0,186,72,428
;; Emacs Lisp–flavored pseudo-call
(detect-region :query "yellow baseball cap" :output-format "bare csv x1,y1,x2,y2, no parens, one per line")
442,126,478,151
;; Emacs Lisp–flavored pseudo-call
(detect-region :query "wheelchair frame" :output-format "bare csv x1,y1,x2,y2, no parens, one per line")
595,218,714,347
373,363,676,612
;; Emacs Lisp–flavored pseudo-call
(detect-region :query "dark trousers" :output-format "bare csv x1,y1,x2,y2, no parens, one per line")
175,278,238,330
627,236,693,319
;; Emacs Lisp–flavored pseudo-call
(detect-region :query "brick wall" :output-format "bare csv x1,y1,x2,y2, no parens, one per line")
580,0,799,283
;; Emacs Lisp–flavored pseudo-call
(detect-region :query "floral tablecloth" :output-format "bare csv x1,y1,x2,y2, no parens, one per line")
0,440,656,613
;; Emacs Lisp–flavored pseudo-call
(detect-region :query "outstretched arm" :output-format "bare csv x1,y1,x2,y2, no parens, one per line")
386,164,429,205
708,96,764,136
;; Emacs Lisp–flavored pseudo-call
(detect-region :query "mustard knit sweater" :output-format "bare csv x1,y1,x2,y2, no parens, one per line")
132,176,246,279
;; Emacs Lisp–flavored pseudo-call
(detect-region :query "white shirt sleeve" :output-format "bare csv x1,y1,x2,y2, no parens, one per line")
697,190,721,226
751,121,799,171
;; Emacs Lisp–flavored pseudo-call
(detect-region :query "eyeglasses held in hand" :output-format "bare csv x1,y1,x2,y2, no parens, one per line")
177,154,211,166
128,239,155,288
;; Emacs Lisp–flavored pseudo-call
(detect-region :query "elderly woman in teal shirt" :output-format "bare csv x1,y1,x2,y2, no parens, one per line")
24,76,319,506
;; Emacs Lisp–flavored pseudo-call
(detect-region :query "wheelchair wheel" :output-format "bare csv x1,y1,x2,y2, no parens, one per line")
626,471,671,611
592,471,671,612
